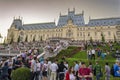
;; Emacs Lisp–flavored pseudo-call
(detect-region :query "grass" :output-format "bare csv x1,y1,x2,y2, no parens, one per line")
49,43,120,80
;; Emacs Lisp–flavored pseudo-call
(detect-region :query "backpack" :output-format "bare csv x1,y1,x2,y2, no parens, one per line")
110,65,114,76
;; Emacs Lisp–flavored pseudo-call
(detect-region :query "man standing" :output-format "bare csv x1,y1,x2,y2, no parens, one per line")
105,62,110,80
74,61,79,80
31,56,37,80
50,60,58,80
94,61,102,80
78,62,93,80
91,48,95,60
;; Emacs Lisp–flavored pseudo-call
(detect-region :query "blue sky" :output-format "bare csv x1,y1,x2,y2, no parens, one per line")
0,0,120,40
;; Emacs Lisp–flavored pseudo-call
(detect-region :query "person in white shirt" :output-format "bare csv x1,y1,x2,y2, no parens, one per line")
50,60,58,80
48,60,52,76
42,60,48,80
30,57,37,80
36,60,41,80
91,49,96,60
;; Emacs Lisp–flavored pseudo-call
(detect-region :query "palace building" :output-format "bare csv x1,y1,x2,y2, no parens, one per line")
7,9,120,43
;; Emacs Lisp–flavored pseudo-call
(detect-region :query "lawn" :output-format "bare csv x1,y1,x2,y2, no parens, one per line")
49,43,120,80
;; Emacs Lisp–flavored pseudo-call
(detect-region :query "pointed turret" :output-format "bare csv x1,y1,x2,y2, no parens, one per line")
10,16,23,30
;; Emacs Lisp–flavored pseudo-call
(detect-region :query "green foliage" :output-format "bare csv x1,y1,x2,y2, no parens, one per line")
11,67,31,80
101,33,105,42
114,35,117,43
49,44,120,80
17,36,20,43
90,37,93,43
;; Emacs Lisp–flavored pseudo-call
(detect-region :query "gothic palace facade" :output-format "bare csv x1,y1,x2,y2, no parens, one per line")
7,10,120,43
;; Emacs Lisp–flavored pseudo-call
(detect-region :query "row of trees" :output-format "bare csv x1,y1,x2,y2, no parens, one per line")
90,33,117,43
9,33,117,44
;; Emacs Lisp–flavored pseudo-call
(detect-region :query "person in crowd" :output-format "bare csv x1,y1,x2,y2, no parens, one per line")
50,60,58,80
97,49,101,59
36,59,41,80
1,62,9,80
56,60,60,80
47,59,52,76
104,62,110,80
113,60,119,77
7,57,13,80
101,52,106,60
64,61,69,69
91,48,95,60
30,56,37,80
64,61,69,73
58,61,67,80
94,61,102,80
24,59,30,68
42,60,48,80
114,60,120,77
14,56,23,69
87,49,92,60
88,62,93,73
74,61,79,80
78,62,93,80
88,62,93,80
65,66,75,80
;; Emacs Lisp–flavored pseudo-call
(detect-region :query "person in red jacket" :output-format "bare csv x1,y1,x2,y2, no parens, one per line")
65,66,75,80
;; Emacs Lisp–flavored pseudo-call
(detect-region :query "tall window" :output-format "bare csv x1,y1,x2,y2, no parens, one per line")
80,32,82,36
108,31,111,36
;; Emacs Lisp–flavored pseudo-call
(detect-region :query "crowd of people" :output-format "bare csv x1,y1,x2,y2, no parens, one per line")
0,41,120,80
0,55,120,80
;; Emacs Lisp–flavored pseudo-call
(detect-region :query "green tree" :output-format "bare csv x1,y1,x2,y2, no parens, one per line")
90,37,93,43
114,34,117,43
11,67,31,80
101,33,105,42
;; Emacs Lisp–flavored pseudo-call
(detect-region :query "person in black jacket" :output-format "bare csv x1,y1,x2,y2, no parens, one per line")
58,61,67,80
1,62,9,80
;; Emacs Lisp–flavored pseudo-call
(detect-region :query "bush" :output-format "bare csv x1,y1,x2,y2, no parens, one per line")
11,67,31,80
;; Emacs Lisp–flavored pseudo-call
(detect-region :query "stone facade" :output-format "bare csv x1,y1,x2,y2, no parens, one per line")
7,10,120,43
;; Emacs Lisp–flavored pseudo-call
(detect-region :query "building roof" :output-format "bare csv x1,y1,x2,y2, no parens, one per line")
22,22,56,30
11,10,120,30
11,19,23,30
57,11,85,27
88,17,120,26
